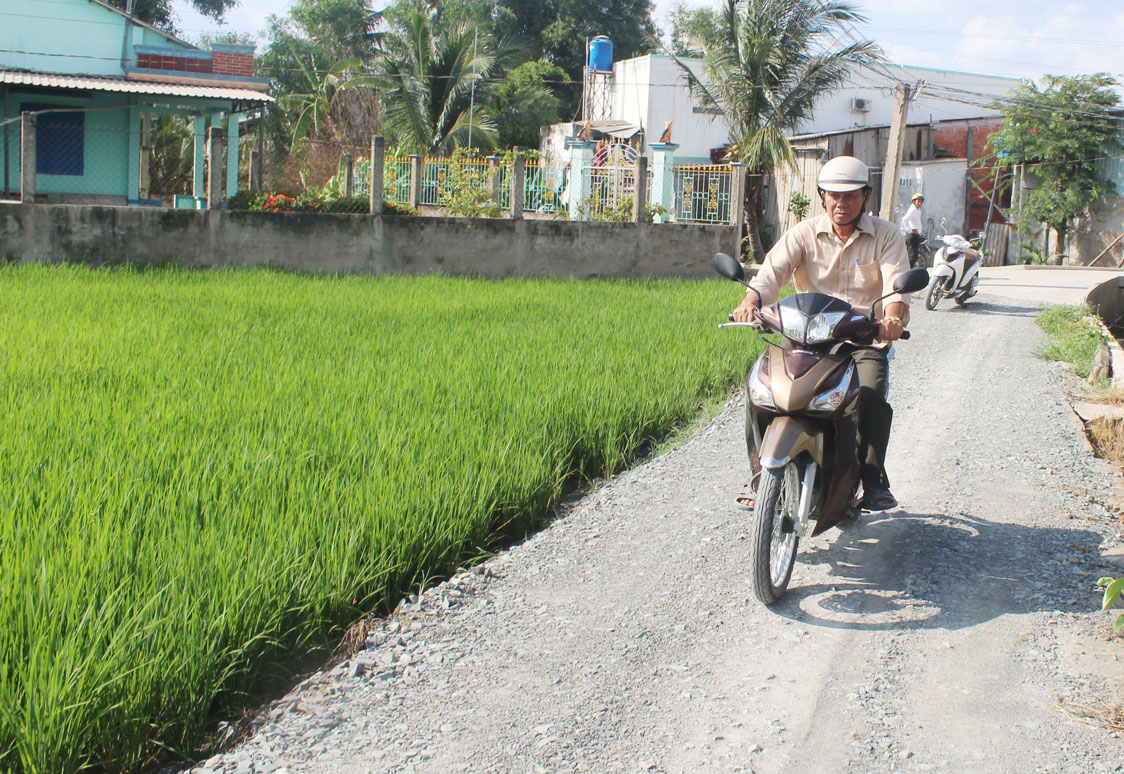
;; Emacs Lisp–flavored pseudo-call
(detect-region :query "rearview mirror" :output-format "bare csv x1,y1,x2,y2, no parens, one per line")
893,267,930,295
713,252,745,283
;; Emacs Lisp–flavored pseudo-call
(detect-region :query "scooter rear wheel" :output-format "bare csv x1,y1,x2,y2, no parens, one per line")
750,463,800,604
924,281,943,310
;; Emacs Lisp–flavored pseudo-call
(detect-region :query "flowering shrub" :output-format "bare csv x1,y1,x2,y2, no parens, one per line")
225,190,415,215
261,193,296,212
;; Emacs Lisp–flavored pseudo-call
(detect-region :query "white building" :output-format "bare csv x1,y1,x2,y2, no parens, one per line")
541,54,1021,166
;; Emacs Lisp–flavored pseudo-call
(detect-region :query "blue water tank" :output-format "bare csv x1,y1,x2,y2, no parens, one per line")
588,36,613,72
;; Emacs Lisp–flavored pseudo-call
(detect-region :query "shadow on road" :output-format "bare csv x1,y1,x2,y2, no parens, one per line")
769,510,1104,632
925,300,1041,318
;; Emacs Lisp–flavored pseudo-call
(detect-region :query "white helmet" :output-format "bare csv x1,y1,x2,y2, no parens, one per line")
817,156,870,192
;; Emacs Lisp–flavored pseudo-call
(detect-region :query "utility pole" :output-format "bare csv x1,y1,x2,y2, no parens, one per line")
879,83,912,222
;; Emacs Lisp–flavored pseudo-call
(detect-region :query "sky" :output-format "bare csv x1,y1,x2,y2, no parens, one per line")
169,0,1124,85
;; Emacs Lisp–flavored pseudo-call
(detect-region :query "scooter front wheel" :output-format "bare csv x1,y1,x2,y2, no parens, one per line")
924,281,943,310
750,462,800,604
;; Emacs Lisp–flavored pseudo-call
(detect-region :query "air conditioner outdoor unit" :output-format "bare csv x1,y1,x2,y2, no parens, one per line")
850,97,870,112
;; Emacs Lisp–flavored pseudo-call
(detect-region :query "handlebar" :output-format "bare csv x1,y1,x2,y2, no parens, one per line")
720,314,911,340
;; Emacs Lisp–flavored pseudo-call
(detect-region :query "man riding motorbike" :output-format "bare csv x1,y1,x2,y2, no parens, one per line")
731,155,910,512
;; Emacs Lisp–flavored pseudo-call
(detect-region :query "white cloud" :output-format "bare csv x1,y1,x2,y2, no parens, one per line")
953,10,1124,81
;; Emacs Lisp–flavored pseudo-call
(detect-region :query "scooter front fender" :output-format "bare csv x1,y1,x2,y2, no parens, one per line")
758,415,824,469
932,263,955,281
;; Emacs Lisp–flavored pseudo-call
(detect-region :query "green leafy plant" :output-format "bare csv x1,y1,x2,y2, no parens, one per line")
787,191,811,222
1035,304,1110,379
1097,577,1124,633
439,148,502,222
1018,241,1065,265
645,203,668,224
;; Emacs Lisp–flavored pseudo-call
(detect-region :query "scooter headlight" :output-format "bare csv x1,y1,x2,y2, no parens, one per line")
747,357,775,409
779,307,846,345
779,306,808,343
806,312,847,344
809,365,855,413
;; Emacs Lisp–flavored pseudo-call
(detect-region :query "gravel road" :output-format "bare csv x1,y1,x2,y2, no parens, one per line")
190,292,1124,774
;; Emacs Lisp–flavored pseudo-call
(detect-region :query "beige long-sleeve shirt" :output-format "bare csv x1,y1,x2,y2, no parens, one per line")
750,212,912,322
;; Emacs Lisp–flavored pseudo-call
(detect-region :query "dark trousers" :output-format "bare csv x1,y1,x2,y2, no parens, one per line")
745,346,893,492
907,233,923,268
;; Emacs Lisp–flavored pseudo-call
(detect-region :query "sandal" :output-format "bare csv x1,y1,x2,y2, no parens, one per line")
860,488,898,512
736,494,756,510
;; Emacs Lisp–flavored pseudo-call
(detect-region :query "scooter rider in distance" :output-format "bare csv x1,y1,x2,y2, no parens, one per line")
731,155,911,512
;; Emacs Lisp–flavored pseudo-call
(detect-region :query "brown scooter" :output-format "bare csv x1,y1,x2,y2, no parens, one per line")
714,253,930,604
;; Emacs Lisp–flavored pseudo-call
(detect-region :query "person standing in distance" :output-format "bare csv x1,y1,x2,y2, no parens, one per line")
901,192,925,268
731,155,910,512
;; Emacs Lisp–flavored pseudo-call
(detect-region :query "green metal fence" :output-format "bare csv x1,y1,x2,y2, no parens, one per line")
673,164,733,224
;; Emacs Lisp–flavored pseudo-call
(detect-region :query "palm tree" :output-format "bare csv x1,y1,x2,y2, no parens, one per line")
280,52,380,151
678,0,882,260
375,10,498,154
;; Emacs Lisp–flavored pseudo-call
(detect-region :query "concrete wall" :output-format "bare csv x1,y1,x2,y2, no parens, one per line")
1072,197,1124,267
895,159,968,237
0,203,740,278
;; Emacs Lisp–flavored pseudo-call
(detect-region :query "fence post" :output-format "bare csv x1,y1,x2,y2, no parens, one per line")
632,154,649,223
729,162,747,260
511,147,526,220
486,155,501,204
370,136,385,215
207,126,225,209
139,113,152,201
225,114,240,199
192,117,207,197
409,154,422,209
20,112,35,203
565,139,594,221
342,153,355,197
247,150,261,190
648,142,678,223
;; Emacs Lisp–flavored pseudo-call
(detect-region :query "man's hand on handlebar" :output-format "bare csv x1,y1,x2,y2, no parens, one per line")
876,301,907,342
877,316,904,342
731,288,760,323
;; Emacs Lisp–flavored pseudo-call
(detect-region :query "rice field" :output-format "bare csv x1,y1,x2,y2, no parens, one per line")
0,264,761,773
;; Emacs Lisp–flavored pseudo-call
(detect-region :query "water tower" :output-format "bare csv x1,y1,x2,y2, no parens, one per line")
582,36,613,122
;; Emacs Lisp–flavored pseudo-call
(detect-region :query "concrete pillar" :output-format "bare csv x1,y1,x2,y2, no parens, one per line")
192,116,206,196
511,147,526,220
632,154,649,223
226,113,240,199
729,162,747,260
138,113,152,201
207,126,225,209
566,140,595,221
342,153,355,197
247,150,261,190
127,106,141,202
486,155,501,204
409,154,422,209
20,111,35,202
648,142,678,223
370,136,385,215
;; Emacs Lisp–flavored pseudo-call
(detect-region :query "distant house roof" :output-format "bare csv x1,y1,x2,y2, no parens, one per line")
0,70,273,102
788,114,1002,143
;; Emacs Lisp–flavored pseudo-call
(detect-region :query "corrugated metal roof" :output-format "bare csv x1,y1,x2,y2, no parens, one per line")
0,71,273,102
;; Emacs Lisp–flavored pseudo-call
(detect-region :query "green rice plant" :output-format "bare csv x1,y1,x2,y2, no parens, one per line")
1035,303,1109,379
0,265,762,773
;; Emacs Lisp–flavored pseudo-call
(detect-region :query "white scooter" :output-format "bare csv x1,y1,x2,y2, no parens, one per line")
924,233,982,310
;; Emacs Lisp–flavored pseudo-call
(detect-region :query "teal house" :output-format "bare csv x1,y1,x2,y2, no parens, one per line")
0,0,272,205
